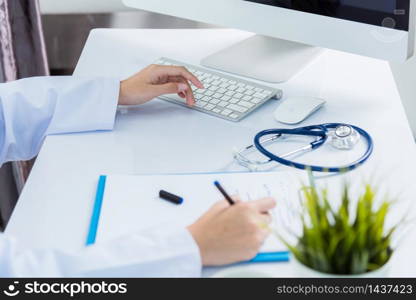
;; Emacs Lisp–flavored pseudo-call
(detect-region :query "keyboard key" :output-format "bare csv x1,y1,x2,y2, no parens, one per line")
254,87,263,92
217,88,227,94
239,101,255,108
195,94,204,100
221,109,232,116
202,96,211,102
228,85,238,91
234,93,244,99
208,86,219,91
244,90,255,96
251,98,263,104
228,104,248,113
218,101,229,107
212,80,222,85
221,95,231,101
242,96,253,101
196,101,207,108
219,82,230,88
205,91,214,97
254,92,267,98
205,104,215,110
225,91,235,97
230,113,240,119
213,93,223,99
213,108,222,114
210,98,220,104
230,98,239,104
236,88,246,93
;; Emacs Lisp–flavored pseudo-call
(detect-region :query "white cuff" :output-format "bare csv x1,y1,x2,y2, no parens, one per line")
77,226,203,278
47,77,120,135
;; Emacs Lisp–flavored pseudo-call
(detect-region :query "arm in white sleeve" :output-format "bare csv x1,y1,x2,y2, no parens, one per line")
0,76,119,165
0,227,202,278
0,76,202,277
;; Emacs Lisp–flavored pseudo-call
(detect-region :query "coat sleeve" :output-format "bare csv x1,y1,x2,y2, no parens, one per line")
0,76,202,277
0,227,202,277
0,76,119,166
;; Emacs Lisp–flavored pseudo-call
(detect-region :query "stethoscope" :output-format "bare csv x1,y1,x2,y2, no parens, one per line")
234,123,373,173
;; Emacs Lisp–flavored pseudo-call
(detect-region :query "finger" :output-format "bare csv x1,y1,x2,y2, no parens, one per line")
168,76,195,106
231,195,242,204
211,195,241,213
175,77,195,106
156,65,204,89
213,200,231,210
249,197,276,213
151,82,189,97
258,213,273,226
204,200,230,218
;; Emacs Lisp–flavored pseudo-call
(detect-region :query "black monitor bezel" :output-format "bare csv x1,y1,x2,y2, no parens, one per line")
245,0,411,31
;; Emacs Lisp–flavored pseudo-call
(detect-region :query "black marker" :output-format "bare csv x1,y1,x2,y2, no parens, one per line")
159,190,183,205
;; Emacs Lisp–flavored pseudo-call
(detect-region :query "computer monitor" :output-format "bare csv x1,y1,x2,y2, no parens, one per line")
123,0,415,83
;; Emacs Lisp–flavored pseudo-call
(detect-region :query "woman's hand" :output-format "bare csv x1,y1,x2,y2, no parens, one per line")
118,64,204,106
188,197,276,266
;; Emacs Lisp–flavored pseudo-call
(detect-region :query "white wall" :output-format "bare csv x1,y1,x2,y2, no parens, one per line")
390,37,416,138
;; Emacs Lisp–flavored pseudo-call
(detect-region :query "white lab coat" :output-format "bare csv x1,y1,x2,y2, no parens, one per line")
0,76,201,277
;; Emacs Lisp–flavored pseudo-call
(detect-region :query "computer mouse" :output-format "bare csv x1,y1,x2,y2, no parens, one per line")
274,96,326,125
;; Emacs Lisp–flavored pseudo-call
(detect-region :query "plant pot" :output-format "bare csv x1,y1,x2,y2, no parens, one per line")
292,257,391,278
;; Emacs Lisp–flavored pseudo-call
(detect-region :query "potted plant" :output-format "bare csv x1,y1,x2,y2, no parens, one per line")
278,173,405,277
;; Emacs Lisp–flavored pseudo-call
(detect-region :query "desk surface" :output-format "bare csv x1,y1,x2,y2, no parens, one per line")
7,29,416,277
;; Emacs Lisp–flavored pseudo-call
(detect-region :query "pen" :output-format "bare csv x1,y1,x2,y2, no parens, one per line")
214,181,235,205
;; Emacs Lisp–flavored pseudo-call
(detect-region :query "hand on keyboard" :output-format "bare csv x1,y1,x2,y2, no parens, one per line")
119,63,204,106
155,58,282,122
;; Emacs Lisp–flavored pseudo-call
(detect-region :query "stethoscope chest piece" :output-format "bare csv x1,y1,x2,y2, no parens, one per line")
329,125,361,150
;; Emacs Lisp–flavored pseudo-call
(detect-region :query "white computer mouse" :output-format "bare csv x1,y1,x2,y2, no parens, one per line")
274,96,326,125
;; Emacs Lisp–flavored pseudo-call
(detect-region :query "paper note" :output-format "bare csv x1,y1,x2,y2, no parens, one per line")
96,172,303,252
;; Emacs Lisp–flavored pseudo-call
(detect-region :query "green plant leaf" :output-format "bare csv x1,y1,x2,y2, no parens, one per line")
284,177,403,276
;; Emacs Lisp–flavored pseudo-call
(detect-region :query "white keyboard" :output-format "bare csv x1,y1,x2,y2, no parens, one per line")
155,58,283,122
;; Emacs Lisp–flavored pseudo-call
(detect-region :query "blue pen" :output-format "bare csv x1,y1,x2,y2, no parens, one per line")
249,251,290,263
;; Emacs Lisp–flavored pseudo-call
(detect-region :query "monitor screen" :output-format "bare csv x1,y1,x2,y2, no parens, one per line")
245,0,410,31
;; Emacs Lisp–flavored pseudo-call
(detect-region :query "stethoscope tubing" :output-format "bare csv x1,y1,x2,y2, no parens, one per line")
253,123,374,173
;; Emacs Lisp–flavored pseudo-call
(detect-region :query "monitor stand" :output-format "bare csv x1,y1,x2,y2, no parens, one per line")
201,35,323,83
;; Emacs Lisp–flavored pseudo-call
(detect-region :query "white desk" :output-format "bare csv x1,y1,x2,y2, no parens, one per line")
6,29,416,277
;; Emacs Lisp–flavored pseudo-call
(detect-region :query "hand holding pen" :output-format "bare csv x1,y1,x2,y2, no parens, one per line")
213,181,289,263
187,181,277,266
